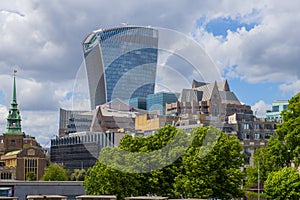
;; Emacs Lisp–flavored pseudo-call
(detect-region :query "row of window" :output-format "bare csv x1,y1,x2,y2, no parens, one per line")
243,133,273,140
243,123,274,130
0,172,12,179
51,133,115,146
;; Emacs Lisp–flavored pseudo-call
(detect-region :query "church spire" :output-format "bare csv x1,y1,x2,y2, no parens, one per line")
5,70,22,134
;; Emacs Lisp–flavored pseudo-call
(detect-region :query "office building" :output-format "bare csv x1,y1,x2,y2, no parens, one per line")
50,131,123,171
82,26,159,109
129,97,147,110
51,99,148,171
58,109,94,137
146,92,178,115
266,100,289,123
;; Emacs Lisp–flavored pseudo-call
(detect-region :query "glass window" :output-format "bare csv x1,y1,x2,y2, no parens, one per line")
272,105,279,112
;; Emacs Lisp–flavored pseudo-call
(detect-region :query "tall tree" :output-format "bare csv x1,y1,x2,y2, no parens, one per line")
84,125,189,199
84,126,246,199
276,92,300,166
41,163,69,181
246,137,289,186
174,126,245,199
264,167,300,200
247,93,300,187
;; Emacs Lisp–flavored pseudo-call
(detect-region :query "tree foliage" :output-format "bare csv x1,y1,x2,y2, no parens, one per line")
276,92,300,166
265,167,300,200
246,137,289,186
247,93,300,187
84,125,245,199
174,127,245,199
70,169,87,181
41,163,69,181
26,172,37,181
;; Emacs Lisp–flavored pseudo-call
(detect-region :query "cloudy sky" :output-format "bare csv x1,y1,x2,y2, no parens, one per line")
0,0,299,146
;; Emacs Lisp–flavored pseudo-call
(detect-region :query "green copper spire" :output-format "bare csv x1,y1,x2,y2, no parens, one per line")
5,70,22,134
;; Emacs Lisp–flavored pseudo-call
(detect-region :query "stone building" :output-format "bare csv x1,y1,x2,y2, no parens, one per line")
166,80,252,122
0,71,46,180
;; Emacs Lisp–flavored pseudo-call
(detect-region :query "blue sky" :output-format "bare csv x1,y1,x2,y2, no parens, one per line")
200,16,257,37
0,0,299,145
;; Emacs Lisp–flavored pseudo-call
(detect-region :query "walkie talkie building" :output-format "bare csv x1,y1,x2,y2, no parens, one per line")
82,26,159,109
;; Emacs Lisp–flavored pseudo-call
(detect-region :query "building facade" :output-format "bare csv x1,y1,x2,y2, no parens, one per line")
135,114,178,133
228,113,276,166
146,92,178,115
50,131,123,171
266,100,289,123
129,97,147,110
166,80,252,121
82,26,159,109
58,109,94,137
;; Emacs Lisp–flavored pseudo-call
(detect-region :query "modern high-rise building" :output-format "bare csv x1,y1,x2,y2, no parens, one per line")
266,100,289,123
146,92,178,115
82,26,159,109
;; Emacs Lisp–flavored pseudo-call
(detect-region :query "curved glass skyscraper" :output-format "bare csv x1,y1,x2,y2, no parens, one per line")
82,26,158,109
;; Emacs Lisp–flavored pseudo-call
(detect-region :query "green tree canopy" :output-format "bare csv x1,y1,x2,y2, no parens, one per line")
174,126,245,199
84,126,245,200
276,92,300,166
70,169,87,181
26,171,37,181
265,167,300,200
247,93,300,187
246,136,289,186
41,163,69,181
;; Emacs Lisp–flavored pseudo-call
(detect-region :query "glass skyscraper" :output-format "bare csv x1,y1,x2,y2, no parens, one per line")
146,92,178,115
82,26,158,109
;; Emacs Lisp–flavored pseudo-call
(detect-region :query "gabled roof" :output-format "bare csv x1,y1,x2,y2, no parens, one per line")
195,81,219,101
219,91,241,104
179,89,203,102
217,79,230,91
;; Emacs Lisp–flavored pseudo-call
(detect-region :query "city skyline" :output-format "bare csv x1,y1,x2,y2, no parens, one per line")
0,0,299,145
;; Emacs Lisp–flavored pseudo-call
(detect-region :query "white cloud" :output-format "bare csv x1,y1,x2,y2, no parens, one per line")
251,100,272,118
279,80,300,96
194,0,300,85
0,74,73,111
21,110,58,147
0,104,8,133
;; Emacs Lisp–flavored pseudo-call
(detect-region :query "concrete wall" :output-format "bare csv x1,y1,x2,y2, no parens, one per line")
0,181,85,200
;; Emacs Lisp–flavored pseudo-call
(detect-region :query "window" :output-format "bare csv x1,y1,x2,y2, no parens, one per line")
243,124,249,129
254,133,260,140
243,133,250,139
265,133,271,139
272,105,279,112
10,140,15,146
25,159,37,180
